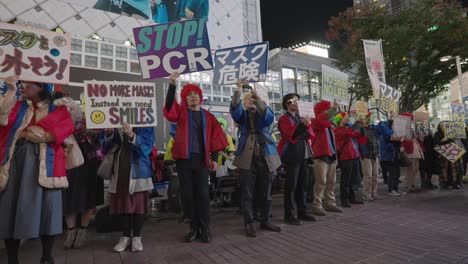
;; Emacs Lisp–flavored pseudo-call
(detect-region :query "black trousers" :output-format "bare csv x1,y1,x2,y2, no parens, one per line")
381,160,400,192
284,159,309,218
239,153,272,225
176,154,210,232
340,159,361,202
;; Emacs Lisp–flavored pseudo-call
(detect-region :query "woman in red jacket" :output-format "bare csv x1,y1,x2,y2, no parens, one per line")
334,112,363,208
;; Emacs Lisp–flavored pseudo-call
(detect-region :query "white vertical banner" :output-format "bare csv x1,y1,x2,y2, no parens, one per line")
363,39,386,98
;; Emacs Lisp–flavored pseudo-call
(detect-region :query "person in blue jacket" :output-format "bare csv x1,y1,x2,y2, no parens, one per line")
101,124,155,253
376,120,403,196
178,0,209,20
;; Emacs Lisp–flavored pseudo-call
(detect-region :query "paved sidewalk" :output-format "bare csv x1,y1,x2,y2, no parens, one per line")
1,187,468,264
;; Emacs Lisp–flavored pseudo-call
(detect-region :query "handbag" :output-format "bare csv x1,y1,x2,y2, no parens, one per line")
64,135,84,170
215,163,229,178
398,150,411,167
97,145,118,180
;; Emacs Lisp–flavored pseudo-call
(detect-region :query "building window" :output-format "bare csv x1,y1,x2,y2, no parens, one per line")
116,60,127,72
213,85,222,95
116,46,128,59
129,48,138,60
71,39,82,52
101,44,114,56
84,55,98,68
100,58,113,70
130,62,140,73
70,53,82,66
84,41,98,54
282,67,296,94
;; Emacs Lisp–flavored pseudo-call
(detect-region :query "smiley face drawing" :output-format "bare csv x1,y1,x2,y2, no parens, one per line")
90,111,106,124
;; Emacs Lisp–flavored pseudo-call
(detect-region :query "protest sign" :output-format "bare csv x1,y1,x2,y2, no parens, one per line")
434,142,466,163
133,18,213,79
84,81,157,129
356,101,368,114
363,40,386,98
253,84,270,106
321,65,349,105
442,121,465,139
0,22,70,84
378,82,400,115
451,103,466,138
392,115,412,138
414,111,430,136
212,42,268,85
297,101,315,118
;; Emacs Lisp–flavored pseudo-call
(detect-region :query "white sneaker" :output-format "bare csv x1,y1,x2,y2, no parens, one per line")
388,191,400,196
131,237,143,252
113,237,131,252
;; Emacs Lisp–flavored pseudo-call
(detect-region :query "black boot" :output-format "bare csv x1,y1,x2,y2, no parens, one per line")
184,227,199,242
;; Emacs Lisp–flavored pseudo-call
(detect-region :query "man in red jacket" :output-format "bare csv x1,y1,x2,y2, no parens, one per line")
334,112,363,208
277,93,317,225
163,72,228,243
310,100,343,216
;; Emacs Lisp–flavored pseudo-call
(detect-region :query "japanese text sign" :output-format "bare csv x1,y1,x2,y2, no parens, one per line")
0,22,70,84
363,40,386,98
321,65,349,105
84,81,157,129
297,101,315,118
442,121,465,139
133,18,212,79
379,82,400,115
451,103,468,125
434,142,466,163
212,42,269,85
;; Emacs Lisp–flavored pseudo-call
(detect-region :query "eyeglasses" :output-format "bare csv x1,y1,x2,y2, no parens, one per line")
286,98,298,104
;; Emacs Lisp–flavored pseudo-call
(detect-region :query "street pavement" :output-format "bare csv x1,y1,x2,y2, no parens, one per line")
1,184,468,264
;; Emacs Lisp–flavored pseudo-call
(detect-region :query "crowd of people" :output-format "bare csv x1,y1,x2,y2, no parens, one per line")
0,74,466,264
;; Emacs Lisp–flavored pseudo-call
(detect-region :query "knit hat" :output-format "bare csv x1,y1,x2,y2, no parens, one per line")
180,84,203,106
314,100,331,117
333,112,348,126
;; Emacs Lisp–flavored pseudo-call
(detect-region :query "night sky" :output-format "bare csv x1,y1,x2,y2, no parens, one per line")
260,0,354,58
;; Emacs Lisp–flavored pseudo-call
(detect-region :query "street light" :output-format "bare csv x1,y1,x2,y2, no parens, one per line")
440,55,464,102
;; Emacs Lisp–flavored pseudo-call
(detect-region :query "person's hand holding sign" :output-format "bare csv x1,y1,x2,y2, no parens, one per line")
169,72,180,85
4,75,19,92
121,121,135,141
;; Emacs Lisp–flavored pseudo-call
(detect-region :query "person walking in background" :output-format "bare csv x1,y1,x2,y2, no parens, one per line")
278,93,317,225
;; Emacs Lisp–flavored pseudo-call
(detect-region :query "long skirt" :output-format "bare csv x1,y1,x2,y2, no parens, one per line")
0,140,62,239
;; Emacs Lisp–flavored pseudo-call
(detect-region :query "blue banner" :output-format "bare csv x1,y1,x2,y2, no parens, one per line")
212,42,269,85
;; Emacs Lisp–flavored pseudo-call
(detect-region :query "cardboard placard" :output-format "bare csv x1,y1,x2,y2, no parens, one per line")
84,81,157,129
0,22,70,84
133,19,213,79
213,42,269,85
434,142,466,163
356,101,368,114
392,115,412,138
297,101,315,118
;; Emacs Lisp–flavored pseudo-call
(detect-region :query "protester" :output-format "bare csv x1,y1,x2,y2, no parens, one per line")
310,100,343,216
355,112,382,201
335,112,363,208
420,133,438,189
102,124,155,252
0,76,74,264
230,80,281,237
277,93,316,224
62,117,104,249
164,72,228,243
400,113,424,193
377,119,403,196
434,122,464,189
